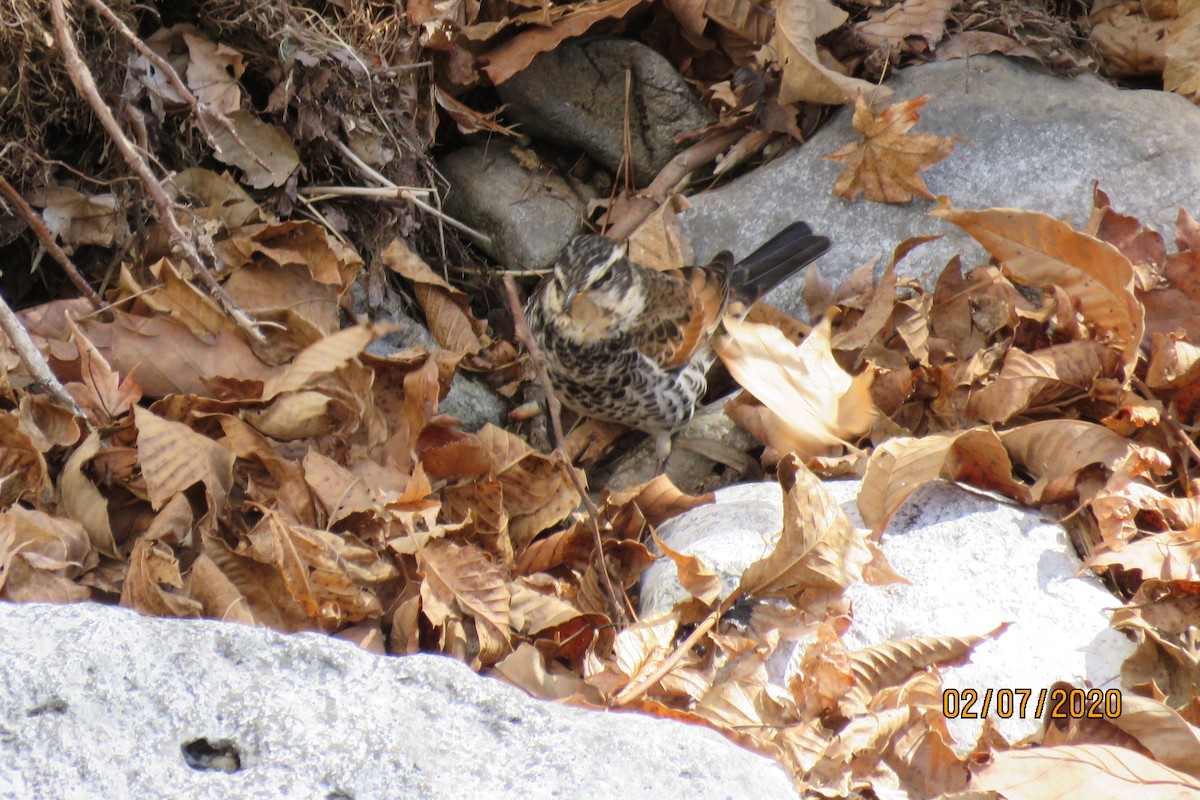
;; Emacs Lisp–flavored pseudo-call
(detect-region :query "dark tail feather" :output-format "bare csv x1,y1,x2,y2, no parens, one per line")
730,221,831,302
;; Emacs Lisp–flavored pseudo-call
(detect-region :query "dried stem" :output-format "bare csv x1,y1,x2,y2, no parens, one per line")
611,587,743,707
603,130,742,242
47,0,265,344
0,177,106,315
80,0,270,173
329,139,492,247
500,274,626,625
0,295,82,417
1133,375,1200,476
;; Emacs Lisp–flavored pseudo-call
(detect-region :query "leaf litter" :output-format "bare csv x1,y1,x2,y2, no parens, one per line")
7,0,1200,796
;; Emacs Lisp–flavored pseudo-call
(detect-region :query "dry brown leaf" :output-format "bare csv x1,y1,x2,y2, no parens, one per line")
773,0,889,106
28,186,129,252
0,506,94,603
999,420,1169,504
181,30,245,113
204,109,299,189
59,431,119,558
612,610,680,687
972,743,1200,799
382,238,489,355
826,95,960,203
482,0,648,85
967,342,1122,423
63,315,142,426
930,197,1144,375
134,406,235,513
0,411,50,508
75,311,275,398
843,631,994,715
492,642,595,702
1165,0,1200,102
419,538,512,664
121,537,204,618
627,194,693,272
649,527,721,605
739,455,870,601
1091,1,1171,77
858,428,1030,531
1148,333,1200,389
717,315,875,459
935,30,1042,61
856,0,954,53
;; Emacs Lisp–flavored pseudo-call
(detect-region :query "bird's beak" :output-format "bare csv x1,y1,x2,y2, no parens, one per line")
563,287,586,310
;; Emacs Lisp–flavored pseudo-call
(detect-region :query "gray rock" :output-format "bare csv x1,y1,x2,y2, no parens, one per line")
0,601,798,799
499,38,715,187
680,56,1200,319
640,479,1133,750
597,394,761,494
441,372,508,432
440,142,585,269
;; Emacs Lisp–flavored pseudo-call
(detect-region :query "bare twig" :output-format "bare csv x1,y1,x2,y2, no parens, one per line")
80,0,270,173
298,185,433,199
0,177,106,315
611,588,744,707
500,274,627,625
0,296,82,417
1133,375,1200,475
48,0,265,344
330,139,493,247
603,130,742,242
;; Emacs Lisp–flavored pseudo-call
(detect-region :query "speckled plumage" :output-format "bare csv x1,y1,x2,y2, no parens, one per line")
526,223,830,462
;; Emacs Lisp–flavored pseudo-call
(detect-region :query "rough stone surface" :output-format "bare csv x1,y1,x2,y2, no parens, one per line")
640,479,1134,749
680,56,1200,319
439,142,585,269
0,601,798,800
597,394,762,494
498,38,715,186
440,373,508,433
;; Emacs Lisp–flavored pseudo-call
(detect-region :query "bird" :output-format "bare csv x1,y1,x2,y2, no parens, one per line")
525,221,831,467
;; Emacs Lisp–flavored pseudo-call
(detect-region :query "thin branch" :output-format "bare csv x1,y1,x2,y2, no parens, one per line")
500,274,626,625
47,0,265,344
611,588,743,707
603,130,742,242
80,0,270,173
0,177,106,315
0,295,82,417
330,139,493,247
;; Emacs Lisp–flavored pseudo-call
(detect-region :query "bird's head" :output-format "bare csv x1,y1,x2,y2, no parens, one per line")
544,234,644,339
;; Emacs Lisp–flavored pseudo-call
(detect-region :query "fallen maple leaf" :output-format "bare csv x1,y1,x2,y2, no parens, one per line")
825,94,960,203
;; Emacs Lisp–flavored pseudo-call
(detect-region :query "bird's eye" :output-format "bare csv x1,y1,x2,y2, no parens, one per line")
593,270,613,288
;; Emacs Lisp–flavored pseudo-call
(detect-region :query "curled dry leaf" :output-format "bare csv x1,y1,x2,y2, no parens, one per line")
419,537,512,665
650,527,721,605
826,95,960,203
967,341,1123,423
0,411,51,508
382,238,489,355
204,109,299,190
1165,1,1200,102
773,0,890,106
858,428,1028,532
929,197,1144,376
972,743,1200,799
739,455,871,601
28,186,129,252
856,0,955,54
481,0,648,85
0,506,94,603
133,406,235,514
716,315,875,459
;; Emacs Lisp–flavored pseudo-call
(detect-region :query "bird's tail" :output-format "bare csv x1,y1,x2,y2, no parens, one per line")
729,221,831,302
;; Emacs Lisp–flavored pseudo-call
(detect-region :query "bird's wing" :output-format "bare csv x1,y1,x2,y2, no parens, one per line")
629,254,733,371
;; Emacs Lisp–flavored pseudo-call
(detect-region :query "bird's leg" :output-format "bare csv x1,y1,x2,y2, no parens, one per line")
653,430,673,475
